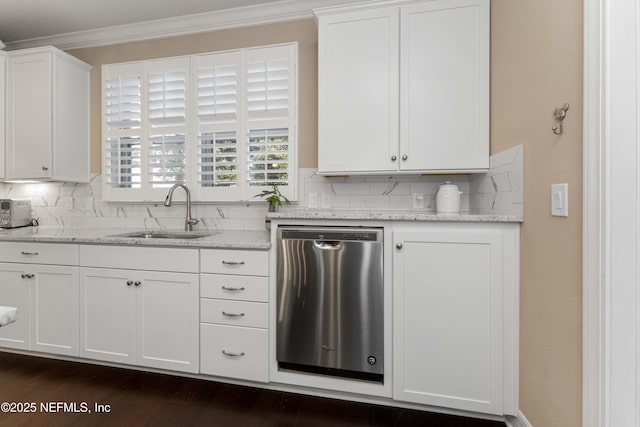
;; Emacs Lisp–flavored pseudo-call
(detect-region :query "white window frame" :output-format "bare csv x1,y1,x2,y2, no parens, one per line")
101,42,297,203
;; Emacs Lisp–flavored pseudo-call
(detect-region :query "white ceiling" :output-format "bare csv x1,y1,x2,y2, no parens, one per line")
0,0,362,49
0,0,287,42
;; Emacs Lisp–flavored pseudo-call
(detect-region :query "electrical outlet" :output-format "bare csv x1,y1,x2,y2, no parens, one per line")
412,193,425,209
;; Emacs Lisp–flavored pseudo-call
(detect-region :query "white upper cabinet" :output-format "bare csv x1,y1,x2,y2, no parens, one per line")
316,0,490,175
318,7,400,173
6,46,91,182
400,0,490,171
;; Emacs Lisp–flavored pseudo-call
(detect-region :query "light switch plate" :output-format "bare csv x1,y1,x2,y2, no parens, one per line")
551,183,568,217
412,193,425,209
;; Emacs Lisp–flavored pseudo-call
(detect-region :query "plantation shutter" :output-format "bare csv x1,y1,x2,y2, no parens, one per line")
102,43,297,202
146,57,190,199
194,52,243,200
244,45,296,199
103,63,144,200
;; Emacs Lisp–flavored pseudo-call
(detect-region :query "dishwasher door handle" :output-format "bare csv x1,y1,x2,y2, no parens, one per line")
313,240,342,250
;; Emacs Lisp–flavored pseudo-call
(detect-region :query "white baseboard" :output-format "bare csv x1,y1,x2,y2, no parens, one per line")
505,411,533,427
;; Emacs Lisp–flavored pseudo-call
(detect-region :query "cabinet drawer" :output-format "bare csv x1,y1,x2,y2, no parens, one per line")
200,299,268,328
200,274,268,302
80,245,198,273
200,249,268,276
200,323,268,382
0,242,78,265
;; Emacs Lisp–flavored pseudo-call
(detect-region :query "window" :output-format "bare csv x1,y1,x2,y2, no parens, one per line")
102,44,297,202
104,67,142,192
248,128,290,186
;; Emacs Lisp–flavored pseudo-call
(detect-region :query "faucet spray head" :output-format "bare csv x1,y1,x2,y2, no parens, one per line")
164,186,176,207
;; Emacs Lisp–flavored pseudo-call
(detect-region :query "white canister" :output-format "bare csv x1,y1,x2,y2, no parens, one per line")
436,182,462,214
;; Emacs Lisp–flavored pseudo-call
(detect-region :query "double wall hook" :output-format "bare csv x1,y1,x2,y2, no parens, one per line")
552,103,570,135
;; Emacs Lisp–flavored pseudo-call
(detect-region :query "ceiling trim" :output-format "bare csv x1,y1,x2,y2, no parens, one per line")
4,0,360,51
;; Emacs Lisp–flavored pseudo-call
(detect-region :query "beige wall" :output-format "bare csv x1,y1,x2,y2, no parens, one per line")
492,1,583,426
68,19,319,173
70,5,584,425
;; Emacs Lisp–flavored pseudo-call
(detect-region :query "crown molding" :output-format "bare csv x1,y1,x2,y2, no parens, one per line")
4,0,362,51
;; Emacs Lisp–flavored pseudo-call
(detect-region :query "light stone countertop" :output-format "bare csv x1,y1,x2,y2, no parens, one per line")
268,209,523,223
0,227,272,250
0,210,521,250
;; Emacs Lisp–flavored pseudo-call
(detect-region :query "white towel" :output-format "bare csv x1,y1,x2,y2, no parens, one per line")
0,306,17,327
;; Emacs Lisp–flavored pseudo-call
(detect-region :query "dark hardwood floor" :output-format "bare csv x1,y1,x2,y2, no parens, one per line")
0,352,506,427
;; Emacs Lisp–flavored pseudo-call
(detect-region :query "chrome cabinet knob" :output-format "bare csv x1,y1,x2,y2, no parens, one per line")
396,243,403,249
391,155,397,161
134,281,141,287
127,280,133,286
402,155,408,161
42,166,48,171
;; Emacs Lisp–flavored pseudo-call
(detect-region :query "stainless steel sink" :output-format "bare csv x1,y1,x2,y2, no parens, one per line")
109,231,213,240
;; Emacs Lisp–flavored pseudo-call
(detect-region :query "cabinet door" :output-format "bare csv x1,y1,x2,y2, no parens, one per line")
0,263,30,350
79,268,136,364
136,271,199,373
7,51,52,179
318,7,399,174
31,265,78,356
400,0,489,171
393,227,504,414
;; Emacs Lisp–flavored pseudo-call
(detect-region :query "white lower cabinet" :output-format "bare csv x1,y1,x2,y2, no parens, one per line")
30,265,79,356
0,263,30,350
392,223,518,416
200,249,270,383
0,224,520,419
79,245,200,374
201,324,269,382
79,268,135,364
0,245,78,356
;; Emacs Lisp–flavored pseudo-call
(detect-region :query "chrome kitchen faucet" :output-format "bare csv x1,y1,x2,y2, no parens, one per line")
164,183,199,231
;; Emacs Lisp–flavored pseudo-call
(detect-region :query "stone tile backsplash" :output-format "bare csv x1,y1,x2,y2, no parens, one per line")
293,169,471,212
0,177,271,231
468,144,523,216
0,145,522,230
290,145,522,216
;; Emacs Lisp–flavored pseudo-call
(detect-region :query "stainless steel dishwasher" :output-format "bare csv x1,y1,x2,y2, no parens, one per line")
276,226,384,382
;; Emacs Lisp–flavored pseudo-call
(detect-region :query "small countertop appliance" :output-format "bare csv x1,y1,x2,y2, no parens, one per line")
0,199,32,229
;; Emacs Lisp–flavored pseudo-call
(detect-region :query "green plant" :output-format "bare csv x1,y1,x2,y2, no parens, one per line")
253,185,290,207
